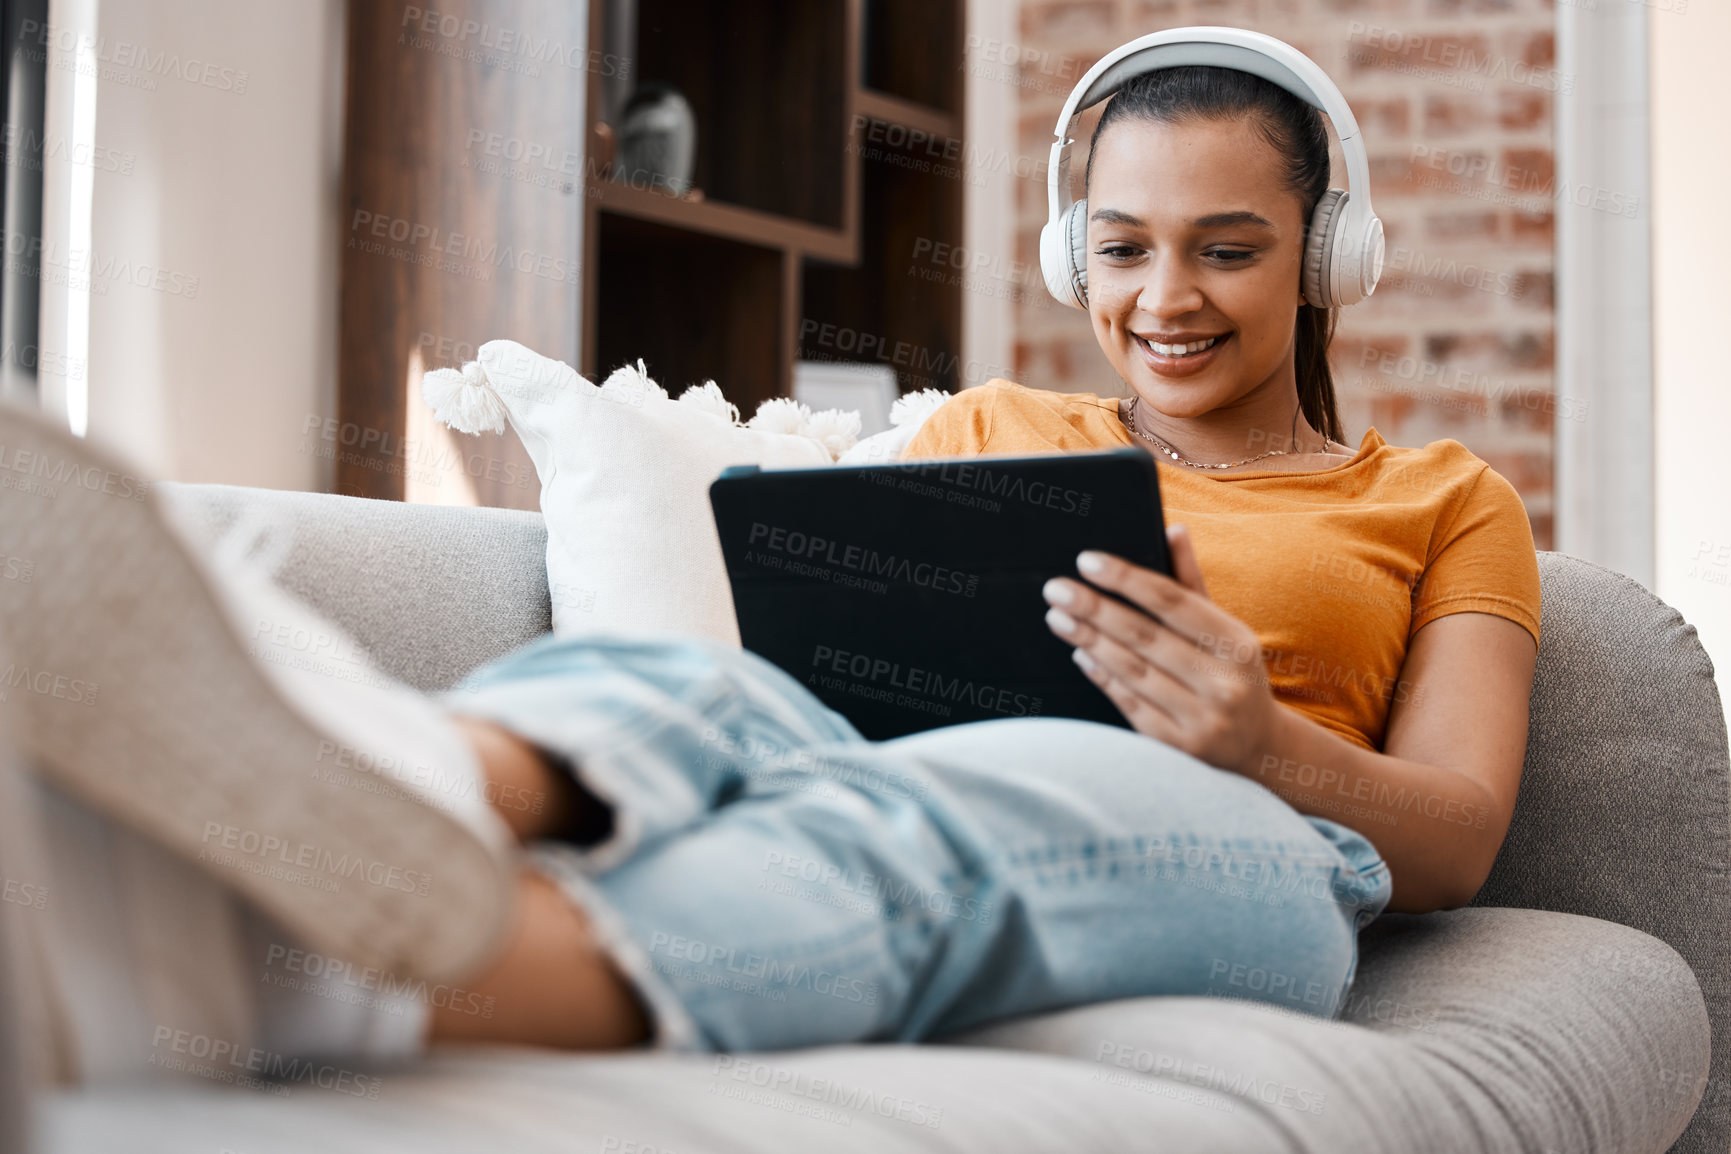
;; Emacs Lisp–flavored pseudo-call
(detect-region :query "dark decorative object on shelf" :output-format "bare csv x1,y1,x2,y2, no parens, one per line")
616,83,697,197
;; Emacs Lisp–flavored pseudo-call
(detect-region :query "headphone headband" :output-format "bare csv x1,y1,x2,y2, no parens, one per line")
1041,26,1383,310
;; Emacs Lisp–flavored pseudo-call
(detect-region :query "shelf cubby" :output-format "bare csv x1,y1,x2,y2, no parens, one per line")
863,0,963,114
626,0,851,228
595,211,785,410
583,0,966,417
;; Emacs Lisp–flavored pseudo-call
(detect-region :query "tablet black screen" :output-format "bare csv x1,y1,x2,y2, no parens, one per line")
709,448,1172,740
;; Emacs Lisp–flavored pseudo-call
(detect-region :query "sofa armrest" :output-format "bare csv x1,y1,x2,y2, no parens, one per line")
946,908,1708,1154
156,482,552,690
1350,909,1709,1153
1476,553,1730,1152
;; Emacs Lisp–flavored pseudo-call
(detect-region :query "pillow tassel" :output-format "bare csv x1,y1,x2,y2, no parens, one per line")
889,388,953,428
423,360,508,435
802,407,862,459
676,379,741,425
600,358,670,403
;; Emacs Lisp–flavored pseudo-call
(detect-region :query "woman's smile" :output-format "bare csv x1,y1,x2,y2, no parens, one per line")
1132,330,1234,377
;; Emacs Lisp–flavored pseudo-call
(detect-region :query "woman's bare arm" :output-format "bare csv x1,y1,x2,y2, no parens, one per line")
1247,612,1535,912
1042,527,1537,915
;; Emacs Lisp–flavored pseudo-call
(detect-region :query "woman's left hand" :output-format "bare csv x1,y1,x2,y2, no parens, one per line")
1041,523,1280,774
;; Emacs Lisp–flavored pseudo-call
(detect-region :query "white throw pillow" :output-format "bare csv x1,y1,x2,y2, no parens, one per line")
422,339,950,644
835,388,953,466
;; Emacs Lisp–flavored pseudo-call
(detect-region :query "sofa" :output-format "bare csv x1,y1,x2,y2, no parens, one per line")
6,480,1728,1153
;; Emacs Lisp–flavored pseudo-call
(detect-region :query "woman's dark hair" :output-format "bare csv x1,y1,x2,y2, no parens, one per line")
1084,66,1344,446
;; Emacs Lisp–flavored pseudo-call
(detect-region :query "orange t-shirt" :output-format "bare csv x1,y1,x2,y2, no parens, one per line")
900,380,1542,753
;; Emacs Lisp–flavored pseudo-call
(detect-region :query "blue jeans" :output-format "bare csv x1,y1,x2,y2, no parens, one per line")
443,634,1392,1052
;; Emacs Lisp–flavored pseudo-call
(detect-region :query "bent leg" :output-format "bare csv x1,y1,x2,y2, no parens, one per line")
884,718,1391,1037
441,634,866,871
572,716,1389,1051
428,871,650,1049
438,637,1388,1052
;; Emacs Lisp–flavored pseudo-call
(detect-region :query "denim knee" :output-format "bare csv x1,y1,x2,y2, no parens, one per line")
1195,814,1391,1019
884,718,1395,1028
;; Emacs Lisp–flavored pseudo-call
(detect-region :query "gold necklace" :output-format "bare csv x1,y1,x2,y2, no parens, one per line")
1122,397,1342,470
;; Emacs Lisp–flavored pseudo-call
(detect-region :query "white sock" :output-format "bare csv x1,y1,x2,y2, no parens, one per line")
29,778,430,1084
31,779,255,1084
242,908,431,1062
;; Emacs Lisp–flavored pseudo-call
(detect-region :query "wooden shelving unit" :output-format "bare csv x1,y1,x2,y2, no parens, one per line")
855,89,957,142
337,0,965,508
584,0,966,416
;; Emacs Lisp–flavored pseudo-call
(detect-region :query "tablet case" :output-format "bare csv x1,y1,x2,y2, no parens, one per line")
710,448,1172,740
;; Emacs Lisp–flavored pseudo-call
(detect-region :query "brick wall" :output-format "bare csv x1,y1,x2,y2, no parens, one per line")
988,0,1558,546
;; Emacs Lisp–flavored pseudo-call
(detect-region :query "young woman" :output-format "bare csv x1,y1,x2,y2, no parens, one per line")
1,55,1534,1072
902,64,1540,916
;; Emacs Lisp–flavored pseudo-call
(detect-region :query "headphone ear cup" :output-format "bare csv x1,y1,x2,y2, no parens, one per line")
1066,198,1090,308
1301,188,1347,309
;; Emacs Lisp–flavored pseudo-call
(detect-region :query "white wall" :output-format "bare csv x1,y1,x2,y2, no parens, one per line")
961,0,1017,389
1651,1,1731,731
1555,0,1652,589
66,0,344,489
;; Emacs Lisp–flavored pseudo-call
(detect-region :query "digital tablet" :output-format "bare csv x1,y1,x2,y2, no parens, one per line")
708,448,1172,740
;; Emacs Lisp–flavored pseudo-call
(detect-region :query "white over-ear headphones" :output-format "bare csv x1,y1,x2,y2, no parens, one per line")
1038,26,1385,312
